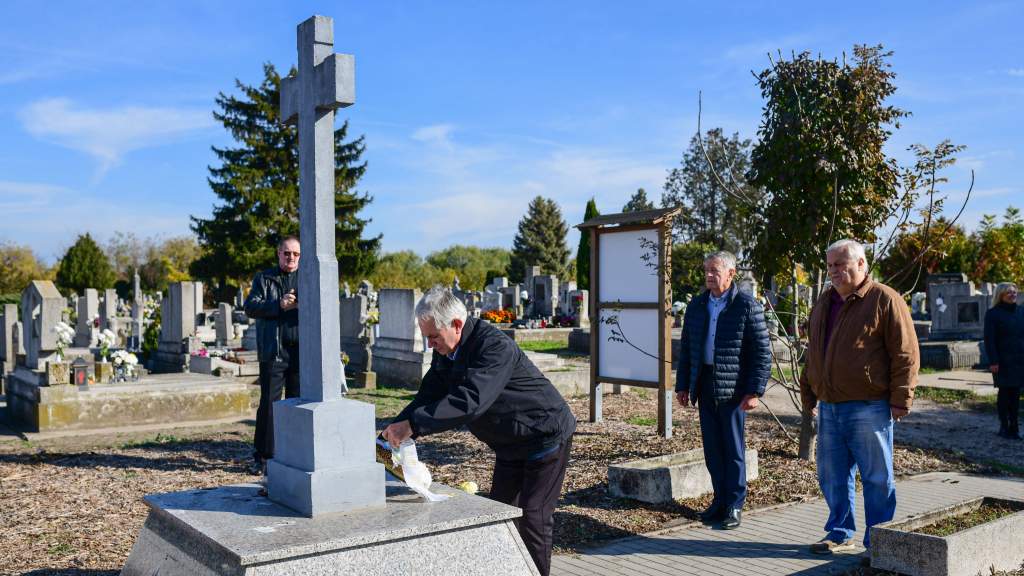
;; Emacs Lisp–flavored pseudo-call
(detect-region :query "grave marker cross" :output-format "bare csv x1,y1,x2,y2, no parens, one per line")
280,15,354,402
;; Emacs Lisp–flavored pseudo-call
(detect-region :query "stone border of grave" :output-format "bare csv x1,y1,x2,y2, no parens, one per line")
870,496,1024,576
608,447,759,504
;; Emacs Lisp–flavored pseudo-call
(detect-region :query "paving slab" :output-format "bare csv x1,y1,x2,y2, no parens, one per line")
552,472,1023,576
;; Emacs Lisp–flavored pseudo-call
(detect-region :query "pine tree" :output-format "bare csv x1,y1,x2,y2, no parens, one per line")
622,188,655,213
190,63,380,297
576,198,600,289
509,196,570,281
56,233,115,293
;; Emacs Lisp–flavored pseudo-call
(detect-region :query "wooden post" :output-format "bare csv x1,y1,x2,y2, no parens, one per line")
588,227,602,423
657,222,672,438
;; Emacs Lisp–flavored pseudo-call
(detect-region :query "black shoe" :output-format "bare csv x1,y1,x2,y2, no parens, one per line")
699,504,724,525
720,508,742,530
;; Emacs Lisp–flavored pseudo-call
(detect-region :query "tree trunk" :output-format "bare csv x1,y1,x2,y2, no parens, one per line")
790,265,799,341
798,407,817,460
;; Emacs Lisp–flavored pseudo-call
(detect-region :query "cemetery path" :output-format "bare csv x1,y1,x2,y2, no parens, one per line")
756,377,1024,474
552,472,1024,576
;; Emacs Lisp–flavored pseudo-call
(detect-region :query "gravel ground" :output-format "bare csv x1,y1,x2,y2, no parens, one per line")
0,391,1007,576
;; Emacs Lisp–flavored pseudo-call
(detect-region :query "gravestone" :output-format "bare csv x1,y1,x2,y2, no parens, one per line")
100,288,118,332
609,448,759,504
340,294,373,373
370,288,431,388
524,265,541,300
215,303,233,346
234,286,245,309
21,281,64,369
131,272,144,348
533,275,558,317
153,282,199,373
571,289,590,328
558,281,578,315
482,276,508,312
74,289,99,347
928,274,991,340
1,303,17,375
124,17,537,576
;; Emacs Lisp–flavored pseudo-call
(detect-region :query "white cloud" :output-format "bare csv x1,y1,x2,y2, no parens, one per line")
1008,68,1024,77
0,181,70,214
19,98,214,178
411,123,456,144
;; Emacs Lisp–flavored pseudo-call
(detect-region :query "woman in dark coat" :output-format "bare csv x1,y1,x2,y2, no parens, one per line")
984,282,1023,439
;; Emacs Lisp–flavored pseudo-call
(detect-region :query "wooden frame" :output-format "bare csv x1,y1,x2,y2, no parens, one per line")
578,207,679,438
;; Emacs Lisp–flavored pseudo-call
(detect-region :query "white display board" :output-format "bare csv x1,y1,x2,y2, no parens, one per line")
598,228,660,303
597,308,659,383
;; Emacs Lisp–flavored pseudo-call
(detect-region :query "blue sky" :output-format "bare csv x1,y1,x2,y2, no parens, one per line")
1,1,1021,264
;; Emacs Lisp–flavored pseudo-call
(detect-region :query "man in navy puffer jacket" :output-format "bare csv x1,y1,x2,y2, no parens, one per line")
676,251,771,530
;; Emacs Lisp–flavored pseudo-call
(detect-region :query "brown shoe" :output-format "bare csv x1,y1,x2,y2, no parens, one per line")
809,538,856,554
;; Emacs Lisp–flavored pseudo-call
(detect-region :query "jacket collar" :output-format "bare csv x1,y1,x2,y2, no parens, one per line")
829,276,873,301
701,282,738,305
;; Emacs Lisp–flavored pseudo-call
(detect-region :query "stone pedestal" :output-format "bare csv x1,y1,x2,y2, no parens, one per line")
122,481,539,576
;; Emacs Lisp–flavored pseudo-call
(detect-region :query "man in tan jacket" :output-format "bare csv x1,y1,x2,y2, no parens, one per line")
800,239,919,557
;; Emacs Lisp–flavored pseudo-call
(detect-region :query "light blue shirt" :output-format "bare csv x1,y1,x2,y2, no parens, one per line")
704,291,729,365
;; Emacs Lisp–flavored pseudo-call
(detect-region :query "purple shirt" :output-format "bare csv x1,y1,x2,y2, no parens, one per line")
824,289,845,351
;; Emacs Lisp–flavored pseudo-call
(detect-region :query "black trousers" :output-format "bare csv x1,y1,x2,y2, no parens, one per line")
997,386,1021,434
489,437,572,576
254,344,300,460
697,365,748,511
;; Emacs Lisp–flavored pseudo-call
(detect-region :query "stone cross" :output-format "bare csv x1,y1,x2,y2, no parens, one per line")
280,15,354,403
271,14,382,517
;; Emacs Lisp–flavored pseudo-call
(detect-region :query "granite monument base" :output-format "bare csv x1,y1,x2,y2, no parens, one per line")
369,347,431,389
122,481,540,576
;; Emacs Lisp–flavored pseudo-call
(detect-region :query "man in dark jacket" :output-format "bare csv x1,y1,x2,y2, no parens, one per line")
383,286,576,576
244,236,302,471
675,251,771,530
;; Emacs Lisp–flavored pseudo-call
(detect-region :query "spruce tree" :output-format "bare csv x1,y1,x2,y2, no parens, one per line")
190,63,380,296
576,198,599,289
509,196,570,281
622,188,655,213
56,233,114,293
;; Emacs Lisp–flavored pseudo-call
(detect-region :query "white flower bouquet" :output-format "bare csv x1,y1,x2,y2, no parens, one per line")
97,328,117,361
53,321,75,361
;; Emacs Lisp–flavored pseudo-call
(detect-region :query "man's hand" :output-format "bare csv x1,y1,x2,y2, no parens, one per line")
990,364,1000,374
890,406,909,421
382,420,413,448
676,391,693,408
281,290,298,311
739,394,759,411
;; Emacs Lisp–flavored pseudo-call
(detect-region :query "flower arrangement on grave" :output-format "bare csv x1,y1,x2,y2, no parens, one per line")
550,314,575,328
481,309,515,324
52,321,75,362
193,348,209,358
97,329,116,361
111,349,139,380
364,308,379,325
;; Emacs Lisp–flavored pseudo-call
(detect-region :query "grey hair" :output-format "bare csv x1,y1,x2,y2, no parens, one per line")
704,251,737,271
992,282,1018,309
826,239,866,262
415,285,468,330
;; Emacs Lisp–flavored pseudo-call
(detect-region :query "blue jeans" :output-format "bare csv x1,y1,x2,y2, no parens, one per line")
816,399,896,548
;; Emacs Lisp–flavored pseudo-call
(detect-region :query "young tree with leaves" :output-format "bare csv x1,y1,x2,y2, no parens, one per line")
748,46,908,278
0,242,50,295
576,198,599,289
509,196,571,281
56,233,115,293
190,63,380,300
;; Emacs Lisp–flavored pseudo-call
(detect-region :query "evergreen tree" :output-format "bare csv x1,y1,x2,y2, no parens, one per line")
190,63,380,296
509,196,571,281
576,198,599,289
622,188,655,213
56,233,114,293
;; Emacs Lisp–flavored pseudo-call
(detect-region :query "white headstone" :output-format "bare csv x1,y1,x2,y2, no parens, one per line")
75,289,99,347
21,281,64,369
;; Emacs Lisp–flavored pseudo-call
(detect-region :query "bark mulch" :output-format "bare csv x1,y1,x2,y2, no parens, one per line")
0,392,1000,575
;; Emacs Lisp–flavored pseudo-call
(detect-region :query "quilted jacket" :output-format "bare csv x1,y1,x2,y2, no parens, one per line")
675,284,772,403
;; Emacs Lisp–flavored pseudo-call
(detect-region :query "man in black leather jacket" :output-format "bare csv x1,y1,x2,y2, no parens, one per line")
244,236,302,470
383,287,575,576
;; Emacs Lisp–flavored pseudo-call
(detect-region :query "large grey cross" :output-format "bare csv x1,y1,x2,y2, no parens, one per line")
280,15,353,403
269,15,384,517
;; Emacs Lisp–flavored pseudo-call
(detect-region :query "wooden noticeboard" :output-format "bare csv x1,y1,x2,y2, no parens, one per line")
577,207,679,438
